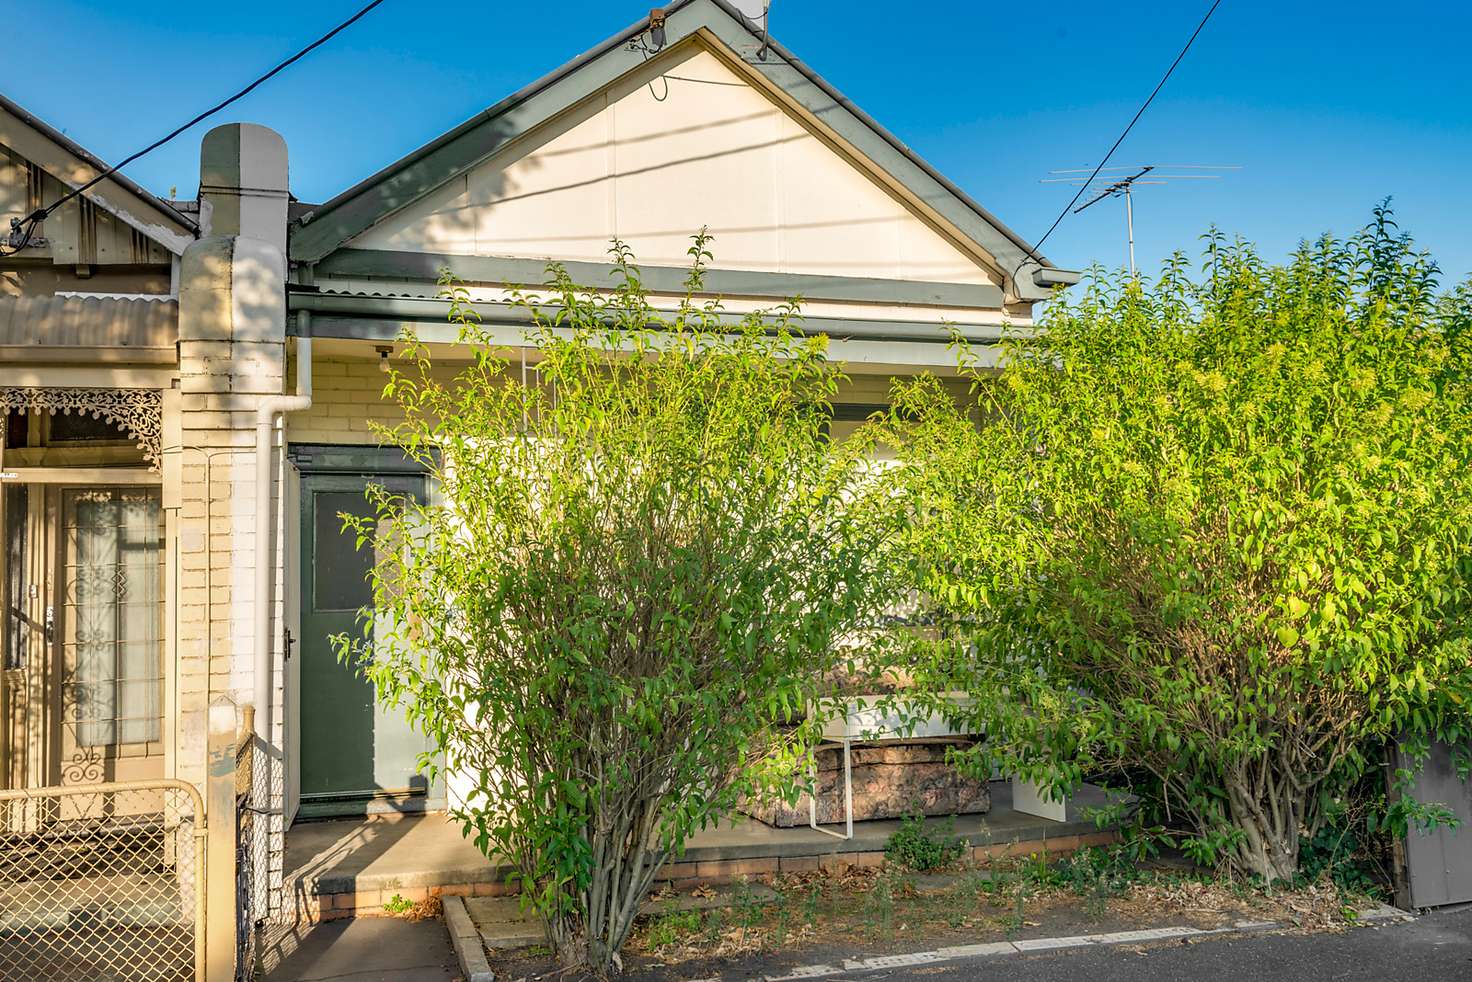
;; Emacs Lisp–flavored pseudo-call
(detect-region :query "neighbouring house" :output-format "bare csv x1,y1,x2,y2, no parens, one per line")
0,0,1080,961
1,91,196,787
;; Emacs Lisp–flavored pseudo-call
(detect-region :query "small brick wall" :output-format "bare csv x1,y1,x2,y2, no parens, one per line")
294,830,1121,923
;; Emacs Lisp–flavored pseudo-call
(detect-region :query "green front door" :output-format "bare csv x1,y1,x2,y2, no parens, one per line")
298,470,439,816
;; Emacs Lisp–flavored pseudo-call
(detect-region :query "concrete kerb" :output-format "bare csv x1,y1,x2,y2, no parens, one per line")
459,896,1418,980
755,918,1328,981
443,896,495,982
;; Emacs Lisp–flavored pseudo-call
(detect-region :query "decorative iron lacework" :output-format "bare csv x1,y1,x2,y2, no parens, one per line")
0,387,163,469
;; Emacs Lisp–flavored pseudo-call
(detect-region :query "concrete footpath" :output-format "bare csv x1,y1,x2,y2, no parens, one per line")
263,916,460,982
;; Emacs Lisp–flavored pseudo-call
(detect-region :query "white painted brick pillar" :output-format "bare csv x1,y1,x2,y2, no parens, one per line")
177,123,291,919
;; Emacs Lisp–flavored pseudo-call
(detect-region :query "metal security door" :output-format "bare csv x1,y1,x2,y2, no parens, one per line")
1,485,163,793
297,471,438,815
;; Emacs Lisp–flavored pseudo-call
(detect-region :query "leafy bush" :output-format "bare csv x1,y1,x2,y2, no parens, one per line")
884,813,965,871
335,236,899,974
887,206,1472,881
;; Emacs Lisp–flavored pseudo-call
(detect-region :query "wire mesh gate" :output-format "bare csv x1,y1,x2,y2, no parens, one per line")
0,780,205,982
234,718,270,982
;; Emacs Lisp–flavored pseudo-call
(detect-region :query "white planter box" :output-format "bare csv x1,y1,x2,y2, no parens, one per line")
819,694,979,742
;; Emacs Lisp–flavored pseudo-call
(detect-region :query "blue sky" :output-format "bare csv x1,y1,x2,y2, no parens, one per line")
9,1,1470,283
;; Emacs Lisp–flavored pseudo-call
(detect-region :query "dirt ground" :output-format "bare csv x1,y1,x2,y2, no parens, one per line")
483,852,1378,981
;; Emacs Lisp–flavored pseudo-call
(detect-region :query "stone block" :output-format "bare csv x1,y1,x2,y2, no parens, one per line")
742,742,990,827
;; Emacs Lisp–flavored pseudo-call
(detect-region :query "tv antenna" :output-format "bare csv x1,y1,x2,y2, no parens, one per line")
1041,164,1240,274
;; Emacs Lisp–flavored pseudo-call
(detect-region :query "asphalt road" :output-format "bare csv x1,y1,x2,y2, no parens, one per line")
261,906,1472,981
859,908,1472,982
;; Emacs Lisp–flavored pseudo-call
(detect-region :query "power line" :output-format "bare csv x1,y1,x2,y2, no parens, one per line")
3,0,388,256
1019,0,1225,276
1041,163,1240,273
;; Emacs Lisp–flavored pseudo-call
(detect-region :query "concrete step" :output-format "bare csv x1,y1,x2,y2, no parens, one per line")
0,873,188,931
463,897,543,950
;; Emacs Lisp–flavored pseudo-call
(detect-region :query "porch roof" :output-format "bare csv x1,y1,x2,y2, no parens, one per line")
0,294,177,364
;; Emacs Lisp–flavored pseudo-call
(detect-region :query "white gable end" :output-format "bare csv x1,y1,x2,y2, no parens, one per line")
350,43,1000,288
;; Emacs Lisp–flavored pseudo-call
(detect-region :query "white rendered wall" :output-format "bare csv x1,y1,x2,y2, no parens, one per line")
350,46,1002,289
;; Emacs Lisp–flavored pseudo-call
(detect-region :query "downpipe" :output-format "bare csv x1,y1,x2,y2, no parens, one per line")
253,331,312,741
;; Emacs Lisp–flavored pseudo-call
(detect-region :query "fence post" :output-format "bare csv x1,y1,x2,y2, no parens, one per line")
206,696,241,981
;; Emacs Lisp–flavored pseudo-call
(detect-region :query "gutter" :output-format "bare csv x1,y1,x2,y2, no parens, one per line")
1030,267,1083,289
287,290,1013,345
253,332,312,741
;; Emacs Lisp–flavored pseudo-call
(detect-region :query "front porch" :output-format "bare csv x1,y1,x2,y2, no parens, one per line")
278,780,1123,927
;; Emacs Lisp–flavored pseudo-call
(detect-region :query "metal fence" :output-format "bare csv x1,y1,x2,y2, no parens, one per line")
234,717,270,982
0,780,205,982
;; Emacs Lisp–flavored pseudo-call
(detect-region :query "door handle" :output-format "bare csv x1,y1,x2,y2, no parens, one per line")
283,627,296,661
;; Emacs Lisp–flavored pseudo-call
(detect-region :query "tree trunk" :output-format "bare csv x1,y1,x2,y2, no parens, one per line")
1224,776,1301,881
548,915,620,977
546,842,659,976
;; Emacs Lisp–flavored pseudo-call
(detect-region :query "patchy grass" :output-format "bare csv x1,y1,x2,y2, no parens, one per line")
622,847,1382,965
642,909,703,951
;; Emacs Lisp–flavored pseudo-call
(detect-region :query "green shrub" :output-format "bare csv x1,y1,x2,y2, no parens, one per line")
335,235,901,975
887,206,1472,881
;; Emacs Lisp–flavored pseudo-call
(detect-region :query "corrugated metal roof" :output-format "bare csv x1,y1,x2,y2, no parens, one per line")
0,294,177,354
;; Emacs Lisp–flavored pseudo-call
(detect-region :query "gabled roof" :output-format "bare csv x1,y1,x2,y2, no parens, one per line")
290,0,1075,300
0,93,198,255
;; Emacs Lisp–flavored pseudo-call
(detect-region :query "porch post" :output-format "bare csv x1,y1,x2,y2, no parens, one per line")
0,436,7,790
205,695,240,981
0,434,7,790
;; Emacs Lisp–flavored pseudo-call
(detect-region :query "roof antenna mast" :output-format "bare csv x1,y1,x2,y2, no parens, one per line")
1041,164,1240,274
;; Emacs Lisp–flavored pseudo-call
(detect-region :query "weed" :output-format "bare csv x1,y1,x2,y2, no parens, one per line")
771,901,792,947
956,868,991,904
1000,883,1028,936
862,871,899,940
801,881,823,929
732,878,766,945
703,905,726,945
382,894,413,916
885,813,966,871
1296,813,1385,899
1051,846,1140,918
